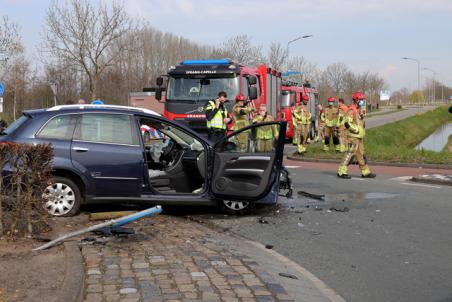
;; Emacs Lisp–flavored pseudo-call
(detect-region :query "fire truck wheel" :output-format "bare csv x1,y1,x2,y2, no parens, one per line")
219,200,254,215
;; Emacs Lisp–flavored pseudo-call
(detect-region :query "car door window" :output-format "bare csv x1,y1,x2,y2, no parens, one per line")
218,123,281,153
37,114,77,140
75,113,139,145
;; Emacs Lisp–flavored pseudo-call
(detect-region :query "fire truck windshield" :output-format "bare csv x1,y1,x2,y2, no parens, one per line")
167,76,239,102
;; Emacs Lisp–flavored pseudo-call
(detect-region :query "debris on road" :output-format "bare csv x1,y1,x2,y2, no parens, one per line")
279,272,299,280
258,217,269,224
298,190,325,200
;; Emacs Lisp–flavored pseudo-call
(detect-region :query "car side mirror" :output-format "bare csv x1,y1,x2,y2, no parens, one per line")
249,86,258,100
155,87,163,101
248,75,257,85
156,77,164,86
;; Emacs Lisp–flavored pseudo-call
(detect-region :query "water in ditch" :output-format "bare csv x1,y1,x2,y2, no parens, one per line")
416,123,452,152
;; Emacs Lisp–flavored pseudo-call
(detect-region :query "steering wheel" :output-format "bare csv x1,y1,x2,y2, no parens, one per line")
161,140,176,165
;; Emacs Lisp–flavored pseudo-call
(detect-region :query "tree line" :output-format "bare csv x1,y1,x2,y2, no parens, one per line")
1,0,446,122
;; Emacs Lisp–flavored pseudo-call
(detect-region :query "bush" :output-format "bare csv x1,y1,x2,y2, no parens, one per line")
0,143,53,237
397,105,403,109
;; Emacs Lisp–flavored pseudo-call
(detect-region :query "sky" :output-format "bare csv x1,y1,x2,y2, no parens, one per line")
1,0,452,93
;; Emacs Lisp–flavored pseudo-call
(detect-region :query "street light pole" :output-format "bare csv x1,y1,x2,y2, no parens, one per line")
287,35,313,60
402,57,421,111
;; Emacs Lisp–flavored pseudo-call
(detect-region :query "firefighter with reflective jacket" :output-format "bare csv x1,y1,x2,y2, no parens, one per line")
252,105,279,152
337,98,349,152
337,92,376,179
315,104,325,142
321,97,340,152
205,91,232,142
291,102,300,145
232,94,253,152
293,94,312,154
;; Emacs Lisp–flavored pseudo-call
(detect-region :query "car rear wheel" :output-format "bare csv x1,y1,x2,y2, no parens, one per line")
219,200,254,215
43,176,81,217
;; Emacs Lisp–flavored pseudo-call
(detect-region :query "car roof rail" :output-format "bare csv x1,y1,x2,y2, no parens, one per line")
47,104,160,116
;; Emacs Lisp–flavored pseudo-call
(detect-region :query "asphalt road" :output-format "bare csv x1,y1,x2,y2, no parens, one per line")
365,105,436,128
193,161,452,302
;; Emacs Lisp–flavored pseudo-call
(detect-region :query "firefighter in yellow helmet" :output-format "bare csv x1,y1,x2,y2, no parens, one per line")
321,97,340,151
205,91,232,142
232,94,253,152
337,98,349,152
293,94,312,154
337,92,376,179
252,105,279,152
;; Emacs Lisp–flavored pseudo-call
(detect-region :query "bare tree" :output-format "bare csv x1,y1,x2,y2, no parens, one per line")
267,42,287,70
0,16,20,77
322,63,349,96
42,0,134,100
219,35,264,66
286,56,320,84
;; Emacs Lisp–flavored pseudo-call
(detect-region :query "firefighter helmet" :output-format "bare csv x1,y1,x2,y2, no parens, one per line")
235,94,246,102
352,92,362,100
302,94,309,102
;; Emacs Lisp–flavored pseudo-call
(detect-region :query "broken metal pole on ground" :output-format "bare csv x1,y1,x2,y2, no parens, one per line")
32,205,162,251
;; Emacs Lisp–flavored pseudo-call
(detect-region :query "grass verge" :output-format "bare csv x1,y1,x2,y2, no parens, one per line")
294,106,452,165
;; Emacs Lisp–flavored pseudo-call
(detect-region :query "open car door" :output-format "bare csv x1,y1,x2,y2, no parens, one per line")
211,121,286,202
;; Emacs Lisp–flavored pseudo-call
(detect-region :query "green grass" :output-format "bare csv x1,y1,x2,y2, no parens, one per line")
297,106,452,165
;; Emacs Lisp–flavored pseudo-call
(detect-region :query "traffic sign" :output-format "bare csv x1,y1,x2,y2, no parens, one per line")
0,82,4,97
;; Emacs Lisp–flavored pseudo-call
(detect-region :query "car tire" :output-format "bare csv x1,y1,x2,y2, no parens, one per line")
219,200,254,215
43,176,82,217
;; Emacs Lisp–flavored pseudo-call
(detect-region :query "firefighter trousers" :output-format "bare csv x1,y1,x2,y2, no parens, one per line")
338,125,348,152
338,138,371,176
323,126,339,151
256,139,273,152
297,124,310,153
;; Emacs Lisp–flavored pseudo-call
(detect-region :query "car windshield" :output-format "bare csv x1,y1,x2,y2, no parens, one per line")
167,76,239,102
1,115,30,135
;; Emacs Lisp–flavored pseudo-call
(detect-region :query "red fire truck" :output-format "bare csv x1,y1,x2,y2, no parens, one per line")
278,81,319,141
151,59,282,134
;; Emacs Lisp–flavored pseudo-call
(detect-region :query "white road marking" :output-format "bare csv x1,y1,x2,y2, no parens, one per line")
401,182,441,189
285,165,302,169
389,176,413,182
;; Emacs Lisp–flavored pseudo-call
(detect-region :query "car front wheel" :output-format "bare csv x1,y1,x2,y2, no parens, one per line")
219,200,254,215
43,176,82,217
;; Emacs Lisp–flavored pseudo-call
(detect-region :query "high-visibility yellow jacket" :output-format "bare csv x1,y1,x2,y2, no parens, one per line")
293,104,311,125
345,104,365,139
252,115,279,139
205,100,228,130
233,103,252,130
321,107,338,127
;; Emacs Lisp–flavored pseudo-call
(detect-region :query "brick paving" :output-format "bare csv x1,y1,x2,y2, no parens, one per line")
81,215,295,302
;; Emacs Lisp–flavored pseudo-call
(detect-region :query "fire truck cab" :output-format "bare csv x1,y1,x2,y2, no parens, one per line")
152,59,282,135
279,81,304,140
278,81,320,141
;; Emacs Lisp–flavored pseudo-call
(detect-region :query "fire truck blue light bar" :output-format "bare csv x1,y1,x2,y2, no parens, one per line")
182,59,232,65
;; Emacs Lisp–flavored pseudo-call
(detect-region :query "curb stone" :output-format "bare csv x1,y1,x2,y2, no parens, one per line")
60,241,85,302
286,155,452,170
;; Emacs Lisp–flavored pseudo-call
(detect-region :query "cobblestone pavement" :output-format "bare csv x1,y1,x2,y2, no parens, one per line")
82,215,295,302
